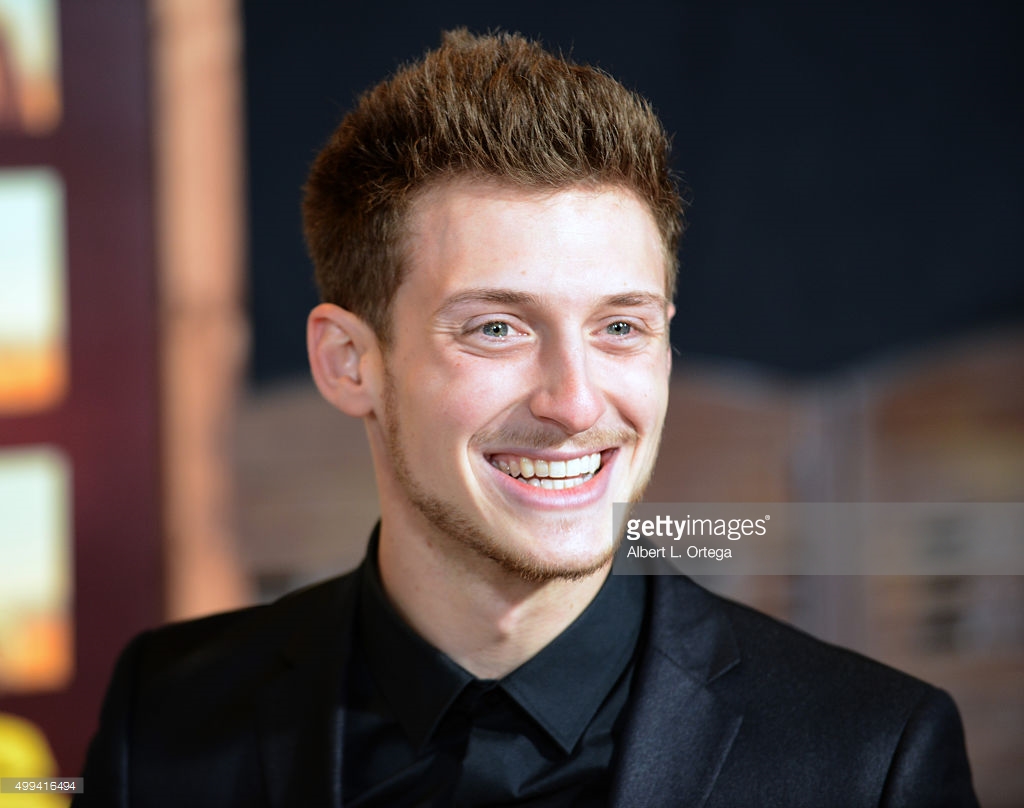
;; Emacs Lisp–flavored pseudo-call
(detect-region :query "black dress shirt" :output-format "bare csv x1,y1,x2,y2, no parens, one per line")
342,534,646,806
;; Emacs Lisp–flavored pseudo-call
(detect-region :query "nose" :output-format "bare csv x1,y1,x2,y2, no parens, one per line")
528,339,607,435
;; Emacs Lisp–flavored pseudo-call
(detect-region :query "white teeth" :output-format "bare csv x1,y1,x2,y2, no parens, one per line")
493,452,603,485
564,473,593,489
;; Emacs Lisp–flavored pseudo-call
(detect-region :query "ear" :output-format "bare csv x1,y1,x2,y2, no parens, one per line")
307,303,380,417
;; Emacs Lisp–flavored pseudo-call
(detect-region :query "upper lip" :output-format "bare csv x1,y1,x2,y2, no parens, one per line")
486,448,611,461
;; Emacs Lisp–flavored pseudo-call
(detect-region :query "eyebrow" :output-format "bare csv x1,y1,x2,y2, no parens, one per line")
435,288,668,316
439,289,543,310
600,292,669,309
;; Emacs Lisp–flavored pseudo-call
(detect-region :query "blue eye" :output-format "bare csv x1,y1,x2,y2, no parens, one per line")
481,321,510,338
607,321,632,336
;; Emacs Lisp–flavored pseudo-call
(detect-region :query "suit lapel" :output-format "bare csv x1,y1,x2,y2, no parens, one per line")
252,568,742,806
609,577,744,808
257,572,360,808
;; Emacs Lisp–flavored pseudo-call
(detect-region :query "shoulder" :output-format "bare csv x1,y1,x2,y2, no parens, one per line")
77,570,361,806
647,574,933,704
125,569,360,688
101,568,361,712
640,576,977,805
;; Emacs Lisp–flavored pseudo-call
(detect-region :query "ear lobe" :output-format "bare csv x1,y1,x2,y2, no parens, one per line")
307,303,379,417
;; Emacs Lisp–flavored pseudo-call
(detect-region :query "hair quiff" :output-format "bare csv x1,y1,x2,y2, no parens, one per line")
303,28,684,342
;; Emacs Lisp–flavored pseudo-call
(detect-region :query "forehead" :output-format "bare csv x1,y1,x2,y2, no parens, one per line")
399,181,668,303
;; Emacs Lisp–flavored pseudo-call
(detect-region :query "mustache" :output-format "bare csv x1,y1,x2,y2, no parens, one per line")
471,425,637,453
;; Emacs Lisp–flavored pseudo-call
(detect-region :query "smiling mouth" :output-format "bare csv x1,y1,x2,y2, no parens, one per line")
488,451,604,490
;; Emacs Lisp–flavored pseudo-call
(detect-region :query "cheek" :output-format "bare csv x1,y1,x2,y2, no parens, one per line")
427,351,525,395
392,356,516,440
606,359,670,425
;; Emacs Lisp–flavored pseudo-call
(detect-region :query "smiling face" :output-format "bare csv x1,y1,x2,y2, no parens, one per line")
370,181,673,582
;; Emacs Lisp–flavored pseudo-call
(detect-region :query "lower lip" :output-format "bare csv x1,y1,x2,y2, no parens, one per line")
487,451,616,510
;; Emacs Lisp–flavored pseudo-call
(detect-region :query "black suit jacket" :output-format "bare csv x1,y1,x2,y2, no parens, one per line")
76,571,977,807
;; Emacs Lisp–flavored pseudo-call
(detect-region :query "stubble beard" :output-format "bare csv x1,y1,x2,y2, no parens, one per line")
381,367,661,584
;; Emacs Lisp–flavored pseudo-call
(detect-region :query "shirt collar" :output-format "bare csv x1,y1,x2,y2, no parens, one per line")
499,564,644,753
357,526,645,755
357,528,473,750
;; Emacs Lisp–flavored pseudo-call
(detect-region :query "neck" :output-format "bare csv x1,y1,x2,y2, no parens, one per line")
376,519,609,680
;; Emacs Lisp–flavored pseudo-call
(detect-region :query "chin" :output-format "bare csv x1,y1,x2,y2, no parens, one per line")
476,541,616,584
461,519,618,584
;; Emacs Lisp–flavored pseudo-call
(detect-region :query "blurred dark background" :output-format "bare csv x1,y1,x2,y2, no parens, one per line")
244,1,1024,383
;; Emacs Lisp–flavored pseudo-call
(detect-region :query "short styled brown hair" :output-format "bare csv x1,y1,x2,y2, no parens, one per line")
303,28,684,342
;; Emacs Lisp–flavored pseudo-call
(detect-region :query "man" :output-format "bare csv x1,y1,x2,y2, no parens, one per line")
78,30,977,806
